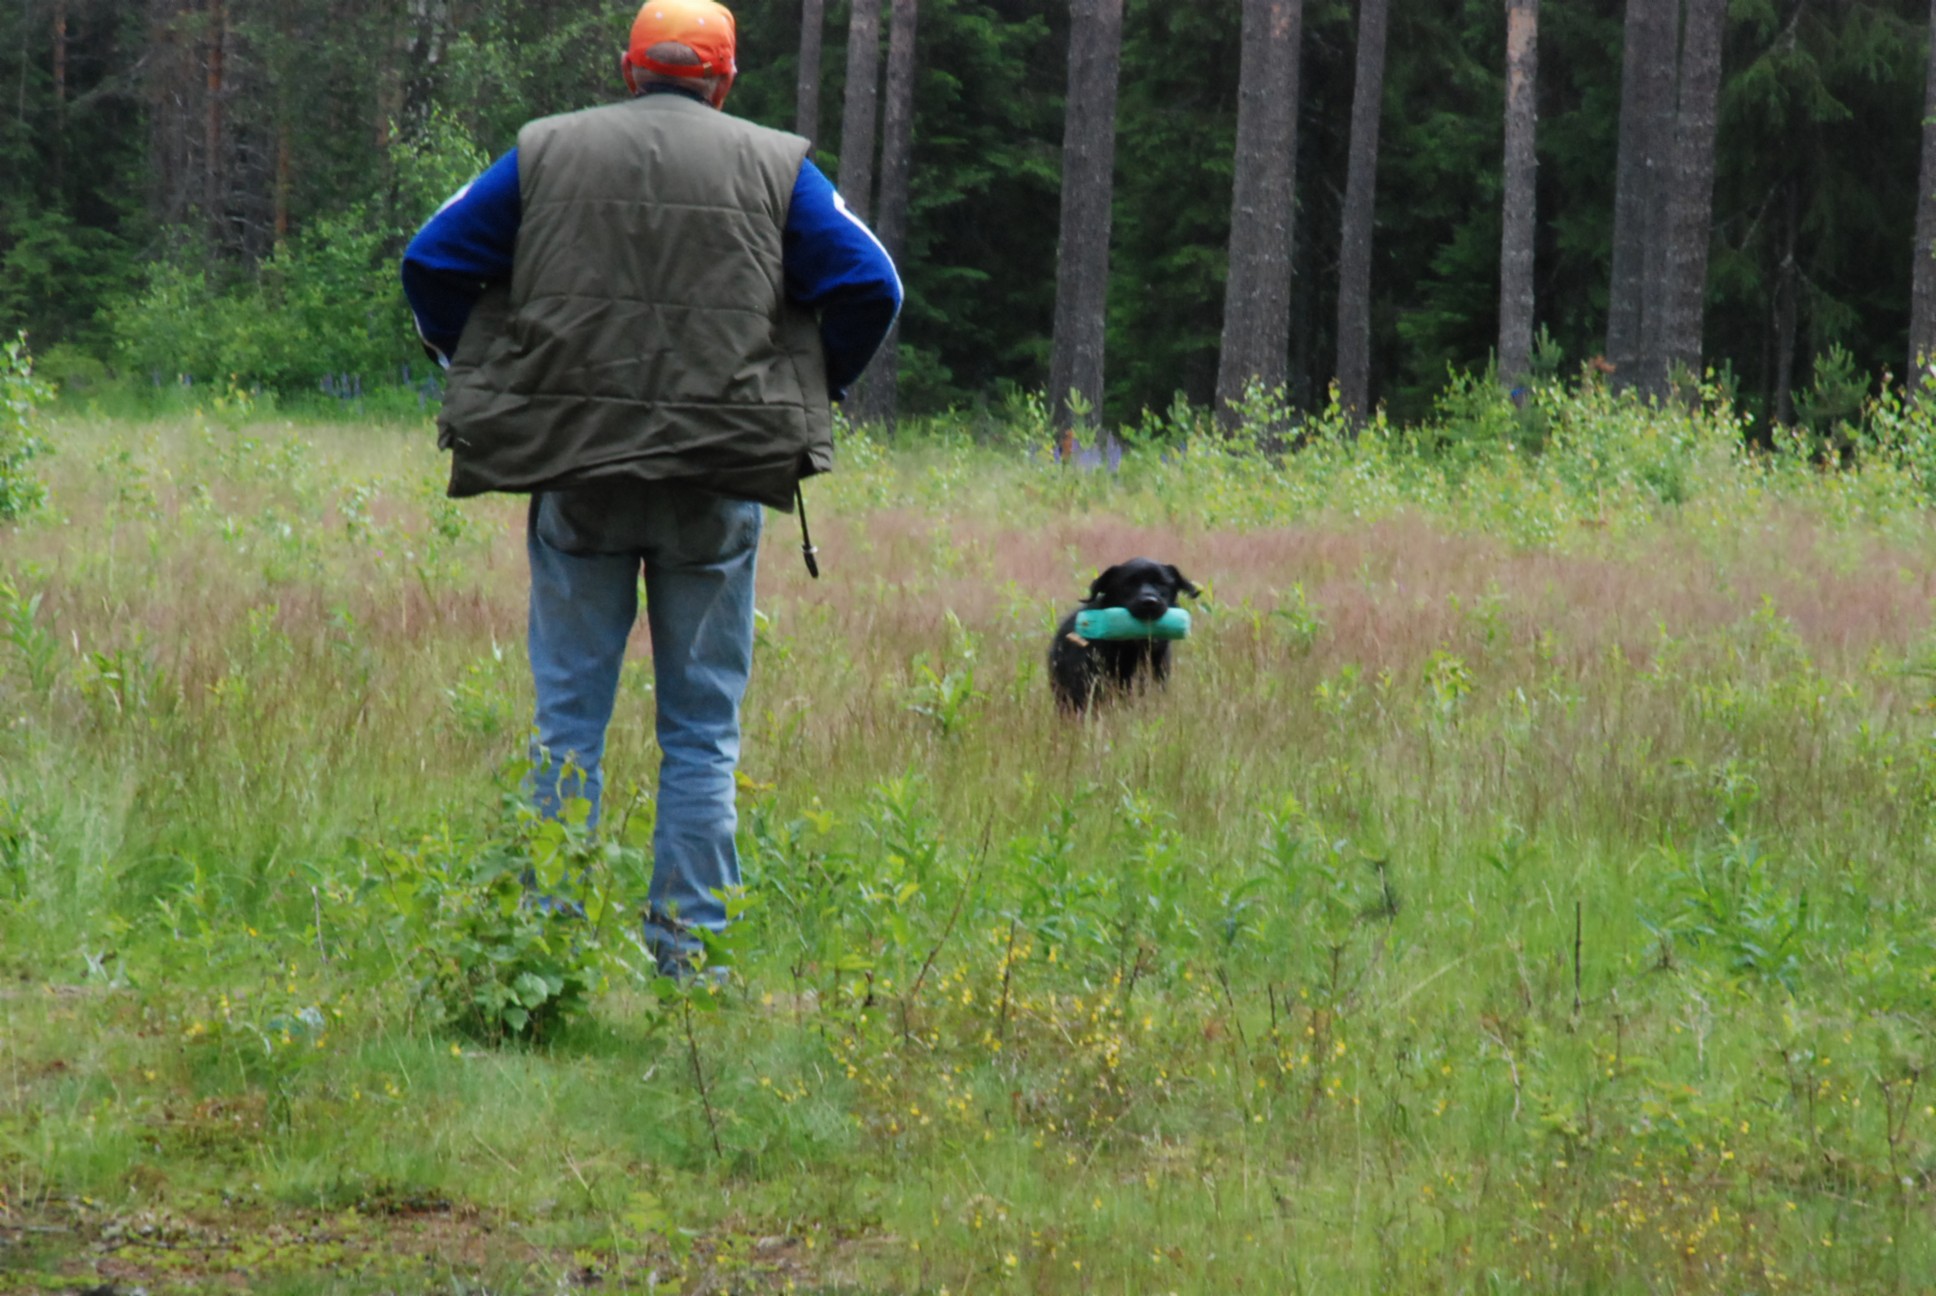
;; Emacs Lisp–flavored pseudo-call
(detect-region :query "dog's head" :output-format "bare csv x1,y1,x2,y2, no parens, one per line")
1083,558,1200,622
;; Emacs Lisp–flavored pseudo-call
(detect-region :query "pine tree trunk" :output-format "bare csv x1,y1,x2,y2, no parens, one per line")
1047,0,1125,448
1773,176,1799,426
147,0,195,232
274,0,293,244
1291,197,1317,408
403,0,451,139
796,0,826,147
1605,0,1675,392
837,0,882,220
854,0,917,428
1497,0,1539,387
870,0,918,283
1911,0,1936,380
13,12,22,148
1334,0,1387,419
375,0,404,156
275,121,292,243
1215,0,1302,431
51,0,67,105
204,0,226,240
1656,0,1725,395
51,0,68,193
228,21,276,266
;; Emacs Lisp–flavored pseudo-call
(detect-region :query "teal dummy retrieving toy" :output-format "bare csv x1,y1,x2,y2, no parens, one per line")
1072,607,1192,641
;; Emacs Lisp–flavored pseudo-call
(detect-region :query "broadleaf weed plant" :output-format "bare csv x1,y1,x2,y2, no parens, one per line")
363,785,632,1044
0,574,61,696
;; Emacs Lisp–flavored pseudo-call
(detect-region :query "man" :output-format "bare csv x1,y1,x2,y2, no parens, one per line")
400,0,901,976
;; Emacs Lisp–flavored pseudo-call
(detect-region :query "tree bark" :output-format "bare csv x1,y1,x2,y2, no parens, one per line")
1047,0,1125,446
1605,0,1675,392
1291,188,1317,409
146,0,195,231
1334,0,1388,418
1773,176,1799,426
1654,0,1725,395
275,120,292,242
854,0,917,428
1215,0,1302,430
837,0,882,220
376,0,405,155
795,0,826,147
51,0,67,107
871,0,918,283
52,0,68,192
1497,0,1538,387
402,0,451,139
204,0,225,237
274,0,293,243
1912,0,1936,380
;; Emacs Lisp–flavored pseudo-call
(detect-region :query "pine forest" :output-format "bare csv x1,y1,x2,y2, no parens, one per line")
4,0,1935,430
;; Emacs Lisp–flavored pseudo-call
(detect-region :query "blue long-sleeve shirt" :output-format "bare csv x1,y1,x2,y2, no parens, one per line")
401,131,902,401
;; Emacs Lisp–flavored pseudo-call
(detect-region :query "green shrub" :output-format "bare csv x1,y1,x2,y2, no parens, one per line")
0,334,51,521
1423,365,1528,467
364,793,647,1044
1849,377,1936,497
32,342,111,396
392,106,492,239
95,112,490,399
1794,342,1868,461
106,210,413,395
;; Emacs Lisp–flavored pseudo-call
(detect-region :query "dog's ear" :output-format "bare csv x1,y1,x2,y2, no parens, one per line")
1167,564,1202,598
1083,567,1117,605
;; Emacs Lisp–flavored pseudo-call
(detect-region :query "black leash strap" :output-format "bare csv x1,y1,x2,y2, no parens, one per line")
795,483,820,579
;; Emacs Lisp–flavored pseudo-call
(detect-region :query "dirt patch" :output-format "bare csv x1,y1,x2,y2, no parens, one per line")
1,1195,879,1294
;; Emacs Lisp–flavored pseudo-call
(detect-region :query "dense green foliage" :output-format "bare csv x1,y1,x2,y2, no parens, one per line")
0,334,51,520
5,392,1936,1290
1,0,1930,425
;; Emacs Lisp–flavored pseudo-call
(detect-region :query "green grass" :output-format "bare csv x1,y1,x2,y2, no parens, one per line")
3,386,1936,1293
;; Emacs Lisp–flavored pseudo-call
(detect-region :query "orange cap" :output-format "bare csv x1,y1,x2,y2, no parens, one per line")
626,1,737,81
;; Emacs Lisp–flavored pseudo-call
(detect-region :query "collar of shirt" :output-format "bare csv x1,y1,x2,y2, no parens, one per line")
639,83,711,106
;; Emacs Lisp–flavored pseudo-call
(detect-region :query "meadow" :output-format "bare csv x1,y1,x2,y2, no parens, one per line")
3,377,1936,1293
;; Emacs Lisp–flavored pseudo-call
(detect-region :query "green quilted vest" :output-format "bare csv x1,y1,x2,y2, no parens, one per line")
437,93,833,510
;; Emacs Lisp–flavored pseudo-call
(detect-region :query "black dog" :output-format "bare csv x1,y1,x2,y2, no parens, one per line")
1049,558,1201,713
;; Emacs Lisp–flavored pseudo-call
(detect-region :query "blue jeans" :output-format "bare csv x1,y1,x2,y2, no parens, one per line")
525,483,762,969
